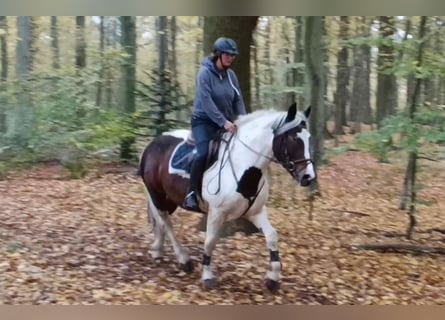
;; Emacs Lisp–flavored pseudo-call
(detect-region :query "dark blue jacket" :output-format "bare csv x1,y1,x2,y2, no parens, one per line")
192,57,247,127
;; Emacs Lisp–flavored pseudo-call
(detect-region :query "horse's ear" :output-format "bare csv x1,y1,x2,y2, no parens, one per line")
304,105,311,119
285,103,297,122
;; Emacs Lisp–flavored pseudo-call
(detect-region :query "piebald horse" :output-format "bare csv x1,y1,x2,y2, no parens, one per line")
138,103,315,291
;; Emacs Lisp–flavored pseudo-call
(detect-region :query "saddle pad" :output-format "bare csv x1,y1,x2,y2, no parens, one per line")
168,140,196,179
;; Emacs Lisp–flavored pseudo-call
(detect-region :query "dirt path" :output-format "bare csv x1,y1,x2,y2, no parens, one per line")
0,151,444,304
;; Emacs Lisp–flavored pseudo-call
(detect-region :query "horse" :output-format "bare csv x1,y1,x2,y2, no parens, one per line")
138,102,316,291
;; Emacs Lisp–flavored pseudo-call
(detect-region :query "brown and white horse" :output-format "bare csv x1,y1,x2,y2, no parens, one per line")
138,103,315,291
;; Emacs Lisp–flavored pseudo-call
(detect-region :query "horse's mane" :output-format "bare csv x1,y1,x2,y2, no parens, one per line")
235,109,307,133
235,110,281,127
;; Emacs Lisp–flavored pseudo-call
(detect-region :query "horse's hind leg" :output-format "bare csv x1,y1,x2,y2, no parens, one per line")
147,192,193,273
146,194,165,259
246,206,281,293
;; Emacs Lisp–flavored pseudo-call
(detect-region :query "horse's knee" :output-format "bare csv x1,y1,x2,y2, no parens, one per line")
265,228,278,248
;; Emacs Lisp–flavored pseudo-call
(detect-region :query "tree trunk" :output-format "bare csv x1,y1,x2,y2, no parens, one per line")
50,16,60,69
0,16,8,133
334,16,350,135
95,16,105,106
350,16,372,132
11,16,35,143
402,16,427,240
376,16,397,127
203,16,258,112
105,17,115,108
282,20,294,107
119,16,137,161
252,36,260,107
75,16,86,69
304,16,325,195
294,16,305,108
168,16,180,108
155,16,168,136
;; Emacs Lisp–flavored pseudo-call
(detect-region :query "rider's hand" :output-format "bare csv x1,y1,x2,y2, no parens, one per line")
224,121,237,133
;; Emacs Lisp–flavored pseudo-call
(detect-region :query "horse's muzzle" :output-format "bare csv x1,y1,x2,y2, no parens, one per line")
299,174,313,187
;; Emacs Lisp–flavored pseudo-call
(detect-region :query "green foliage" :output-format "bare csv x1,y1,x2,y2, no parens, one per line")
135,69,191,136
0,67,134,175
356,106,445,161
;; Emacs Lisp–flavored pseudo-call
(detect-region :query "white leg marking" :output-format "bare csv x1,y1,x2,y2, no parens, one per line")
147,195,189,264
247,207,281,282
201,210,224,281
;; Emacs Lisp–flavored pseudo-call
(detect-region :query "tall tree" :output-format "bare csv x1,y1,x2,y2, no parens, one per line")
203,16,258,112
11,16,35,142
156,16,168,136
400,16,427,240
75,16,86,69
119,16,137,161
95,16,105,106
50,16,60,69
376,16,397,126
294,16,305,108
0,16,8,133
333,16,350,135
350,16,372,132
304,16,325,194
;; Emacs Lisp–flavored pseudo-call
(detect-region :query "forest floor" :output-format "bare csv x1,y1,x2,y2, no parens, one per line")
0,137,444,305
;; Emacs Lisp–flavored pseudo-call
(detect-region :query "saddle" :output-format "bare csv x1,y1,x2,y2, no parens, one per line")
168,131,222,179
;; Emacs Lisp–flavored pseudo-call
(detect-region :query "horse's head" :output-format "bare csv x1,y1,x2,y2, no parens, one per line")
272,103,316,187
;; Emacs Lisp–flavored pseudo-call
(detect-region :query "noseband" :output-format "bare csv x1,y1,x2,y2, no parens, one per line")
280,141,313,180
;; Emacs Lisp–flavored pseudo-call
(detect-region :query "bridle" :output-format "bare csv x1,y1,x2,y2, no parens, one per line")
279,137,314,181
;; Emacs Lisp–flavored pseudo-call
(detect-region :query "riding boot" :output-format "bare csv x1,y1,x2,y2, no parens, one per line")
183,157,206,212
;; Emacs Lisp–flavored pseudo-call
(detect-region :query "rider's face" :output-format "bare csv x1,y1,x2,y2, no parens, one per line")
221,52,236,67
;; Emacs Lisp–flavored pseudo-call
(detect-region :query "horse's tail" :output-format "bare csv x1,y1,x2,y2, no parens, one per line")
136,144,149,177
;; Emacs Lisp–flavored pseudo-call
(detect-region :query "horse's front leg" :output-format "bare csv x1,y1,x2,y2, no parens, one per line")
246,206,281,292
201,210,224,290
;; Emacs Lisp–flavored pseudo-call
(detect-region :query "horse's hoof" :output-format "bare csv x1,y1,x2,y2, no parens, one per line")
179,260,194,274
265,279,280,293
202,278,217,290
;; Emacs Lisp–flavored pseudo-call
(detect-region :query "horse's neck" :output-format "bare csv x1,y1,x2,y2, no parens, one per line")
225,113,280,172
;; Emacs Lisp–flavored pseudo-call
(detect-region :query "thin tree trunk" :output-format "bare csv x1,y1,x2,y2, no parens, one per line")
304,16,325,195
50,16,60,69
252,37,260,107
168,16,180,109
376,16,397,127
0,16,8,133
75,16,86,69
403,16,427,240
105,17,114,108
334,16,350,135
294,16,305,108
95,16,105,106
12,16,35,142
282,20,293,107
350,16,371,132
119,16,137,161
156,16,168,136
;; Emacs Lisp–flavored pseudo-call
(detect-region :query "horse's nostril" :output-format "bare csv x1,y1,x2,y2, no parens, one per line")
300,174,312,187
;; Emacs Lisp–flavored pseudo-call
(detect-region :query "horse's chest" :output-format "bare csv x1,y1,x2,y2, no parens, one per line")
204,166,268,214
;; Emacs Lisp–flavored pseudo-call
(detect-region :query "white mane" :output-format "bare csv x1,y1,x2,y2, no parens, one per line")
235,109,308,134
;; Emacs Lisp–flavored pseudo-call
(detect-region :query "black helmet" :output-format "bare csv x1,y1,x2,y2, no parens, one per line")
213,37,239,55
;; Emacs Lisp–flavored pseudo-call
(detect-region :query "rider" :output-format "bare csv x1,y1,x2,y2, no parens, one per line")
183,37,247,212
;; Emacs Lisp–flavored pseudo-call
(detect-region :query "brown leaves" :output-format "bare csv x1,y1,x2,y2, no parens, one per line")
0,154,444,304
